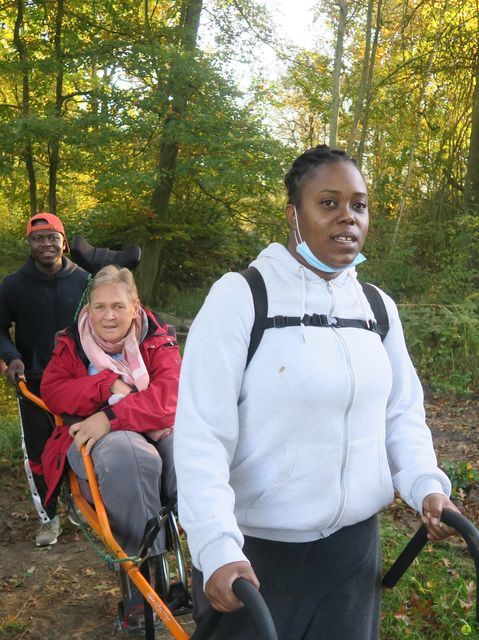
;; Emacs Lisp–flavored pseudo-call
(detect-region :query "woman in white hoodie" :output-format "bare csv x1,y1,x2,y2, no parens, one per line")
174,145,457,639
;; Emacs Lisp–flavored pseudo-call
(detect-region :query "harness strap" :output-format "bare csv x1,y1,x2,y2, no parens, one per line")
258,315,372,330
360,282,389,339
137,509,169,562
241,266,390,368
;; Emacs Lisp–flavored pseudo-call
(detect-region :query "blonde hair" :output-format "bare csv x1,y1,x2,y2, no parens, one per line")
88,265,139,304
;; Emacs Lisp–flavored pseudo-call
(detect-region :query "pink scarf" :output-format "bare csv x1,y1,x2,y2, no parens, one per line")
77,306,170,441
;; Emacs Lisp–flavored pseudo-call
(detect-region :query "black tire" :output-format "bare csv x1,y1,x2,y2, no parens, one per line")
167,512,189,595
154,552,170,603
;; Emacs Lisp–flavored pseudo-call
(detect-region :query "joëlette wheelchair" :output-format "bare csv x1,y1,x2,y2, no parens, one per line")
17,236,188,638
15,235,279,640
17,379,187,638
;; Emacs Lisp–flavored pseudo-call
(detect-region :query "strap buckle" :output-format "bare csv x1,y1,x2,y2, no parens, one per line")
273,315,289,328
302,314,337,327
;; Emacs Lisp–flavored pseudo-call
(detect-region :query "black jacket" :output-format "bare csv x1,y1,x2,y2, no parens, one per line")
0,256,88,377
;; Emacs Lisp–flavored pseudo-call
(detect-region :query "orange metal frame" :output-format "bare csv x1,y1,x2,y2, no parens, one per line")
17,381,190,640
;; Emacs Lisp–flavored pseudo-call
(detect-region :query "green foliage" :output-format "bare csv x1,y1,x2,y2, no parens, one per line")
0,376,20,458
160,285,211,318
0,376,18,417
0,0,477,396
441,461,479,498
0,416,20,459
399,296,479,395
361,199,477,306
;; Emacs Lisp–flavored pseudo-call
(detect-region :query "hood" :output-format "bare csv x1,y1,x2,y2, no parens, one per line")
19,256,82,281
249,242,376,328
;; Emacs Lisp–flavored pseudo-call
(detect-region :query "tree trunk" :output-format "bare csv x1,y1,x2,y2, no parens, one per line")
13,0,37,215
48,0,65,215
357,0,383,168
329,0,348,148
392,0,450,246
347,0,373,155
137,0,203,303
464,48,479,213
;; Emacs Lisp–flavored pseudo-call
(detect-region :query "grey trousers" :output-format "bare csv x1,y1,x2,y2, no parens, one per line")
67,430,176,556
194,514,381,640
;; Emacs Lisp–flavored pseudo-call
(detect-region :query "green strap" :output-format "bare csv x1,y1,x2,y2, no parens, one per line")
68,501,141,569
73,273,93,321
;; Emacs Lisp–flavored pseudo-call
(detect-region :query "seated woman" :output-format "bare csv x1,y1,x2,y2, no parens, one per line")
40,264,181,628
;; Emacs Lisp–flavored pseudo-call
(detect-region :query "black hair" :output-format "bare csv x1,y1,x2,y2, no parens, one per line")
284,144,359,205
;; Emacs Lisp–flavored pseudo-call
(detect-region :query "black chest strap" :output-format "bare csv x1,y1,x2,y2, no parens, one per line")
241,266,389,368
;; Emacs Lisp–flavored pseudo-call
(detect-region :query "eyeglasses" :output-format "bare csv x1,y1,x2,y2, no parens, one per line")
29,233,63,244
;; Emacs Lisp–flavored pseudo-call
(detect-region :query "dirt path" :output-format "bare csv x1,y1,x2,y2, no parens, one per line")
1,396,477,639
0,463,195,639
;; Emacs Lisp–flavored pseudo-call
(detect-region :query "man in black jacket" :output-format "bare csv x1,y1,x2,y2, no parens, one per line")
0,213,88,546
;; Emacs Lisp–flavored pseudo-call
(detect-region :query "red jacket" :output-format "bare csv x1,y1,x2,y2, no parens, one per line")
40,309,181,502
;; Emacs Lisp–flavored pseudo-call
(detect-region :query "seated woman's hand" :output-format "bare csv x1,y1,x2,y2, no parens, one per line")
110,378,134,396
69,412,111,455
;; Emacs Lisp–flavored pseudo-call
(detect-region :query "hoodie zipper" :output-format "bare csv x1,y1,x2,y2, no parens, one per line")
324,281,356,530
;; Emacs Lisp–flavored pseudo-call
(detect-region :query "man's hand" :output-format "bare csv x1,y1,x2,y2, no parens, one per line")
6,359,25,384
205,561,260,613
69,412,111,455
422,493,459,540
110,379,133,395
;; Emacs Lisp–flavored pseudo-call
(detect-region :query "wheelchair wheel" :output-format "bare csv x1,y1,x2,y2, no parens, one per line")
153,512,191,614
154,551,171,602
166,512,189,595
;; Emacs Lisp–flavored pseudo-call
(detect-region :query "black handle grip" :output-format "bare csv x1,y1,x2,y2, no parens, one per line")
441,510,479,561
191,577,278,640
232,578,278,640
382,509,479,624
383,509,479,588
382,525,428,588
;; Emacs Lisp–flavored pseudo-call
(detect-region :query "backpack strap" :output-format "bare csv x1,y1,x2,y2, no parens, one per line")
241,267,390,367
241,267,268,368
360,283,389,341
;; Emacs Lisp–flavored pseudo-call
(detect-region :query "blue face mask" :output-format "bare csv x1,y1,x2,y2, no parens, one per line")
293,206,366,274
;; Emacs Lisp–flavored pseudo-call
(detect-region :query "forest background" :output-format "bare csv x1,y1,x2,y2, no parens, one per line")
0,0,478,395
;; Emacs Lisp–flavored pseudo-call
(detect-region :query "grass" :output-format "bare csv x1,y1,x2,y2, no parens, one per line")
380,504,477,638
0,618,29,636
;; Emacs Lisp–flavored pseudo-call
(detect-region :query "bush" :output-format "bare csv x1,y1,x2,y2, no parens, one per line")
441,461,479,498
399,296,479,395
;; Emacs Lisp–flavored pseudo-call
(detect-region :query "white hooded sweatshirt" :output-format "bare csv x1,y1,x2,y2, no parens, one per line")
174,243,450,584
